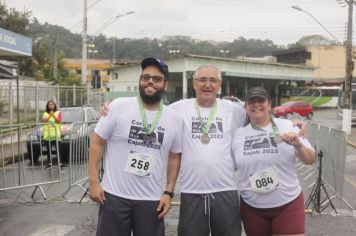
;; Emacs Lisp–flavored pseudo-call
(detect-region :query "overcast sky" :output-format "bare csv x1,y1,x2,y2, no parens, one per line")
6,0,349,45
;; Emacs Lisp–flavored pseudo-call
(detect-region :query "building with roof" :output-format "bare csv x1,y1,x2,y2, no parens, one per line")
272,45,356,84
63,58,112,89
109,54,314,105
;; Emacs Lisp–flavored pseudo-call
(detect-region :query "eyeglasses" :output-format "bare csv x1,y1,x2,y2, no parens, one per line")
194,77,220,84
141,74,165,83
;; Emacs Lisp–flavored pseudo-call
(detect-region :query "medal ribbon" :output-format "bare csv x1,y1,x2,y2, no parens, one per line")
195,100,217,135
251,118,281,139
137,96,163,134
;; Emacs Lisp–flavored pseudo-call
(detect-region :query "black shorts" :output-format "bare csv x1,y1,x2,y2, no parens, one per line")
178,190,241,236
96,192,164,236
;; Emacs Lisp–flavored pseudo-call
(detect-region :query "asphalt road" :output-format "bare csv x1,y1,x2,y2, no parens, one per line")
1,108,356,236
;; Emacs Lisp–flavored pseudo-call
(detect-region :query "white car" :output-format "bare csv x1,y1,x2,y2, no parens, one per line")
222,96,245,107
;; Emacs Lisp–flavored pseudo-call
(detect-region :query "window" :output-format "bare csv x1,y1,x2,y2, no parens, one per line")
127,86,131,92
86,109,96,121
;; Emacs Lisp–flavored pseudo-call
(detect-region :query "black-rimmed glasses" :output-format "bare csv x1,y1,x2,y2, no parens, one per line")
141,74,165,83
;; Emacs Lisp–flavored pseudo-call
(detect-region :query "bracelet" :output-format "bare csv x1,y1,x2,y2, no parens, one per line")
163,191,174,198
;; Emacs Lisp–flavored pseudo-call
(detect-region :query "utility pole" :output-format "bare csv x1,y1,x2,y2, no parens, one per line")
82,0,88,84
343,0,354,134
113,38,116,63
53,33,58,81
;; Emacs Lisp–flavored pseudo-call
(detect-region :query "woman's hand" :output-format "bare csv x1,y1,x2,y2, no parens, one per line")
281,132,302,148
292,119,307,137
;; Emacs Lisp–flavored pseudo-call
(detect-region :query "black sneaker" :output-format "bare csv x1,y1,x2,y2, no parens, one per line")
46,164,52,169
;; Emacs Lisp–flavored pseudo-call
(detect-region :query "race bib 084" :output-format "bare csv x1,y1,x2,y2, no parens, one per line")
249,166,279,193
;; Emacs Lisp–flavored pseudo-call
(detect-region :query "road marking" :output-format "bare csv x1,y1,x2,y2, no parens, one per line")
29,224,75,236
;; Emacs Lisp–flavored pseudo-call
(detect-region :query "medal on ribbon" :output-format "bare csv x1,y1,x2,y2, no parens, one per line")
137,97,163,145
195,100,217,145
251,118,282,144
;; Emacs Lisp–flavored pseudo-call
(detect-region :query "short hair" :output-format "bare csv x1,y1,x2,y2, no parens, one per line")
193,64,222,80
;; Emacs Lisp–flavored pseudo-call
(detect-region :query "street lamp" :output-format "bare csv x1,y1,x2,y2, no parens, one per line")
292,4,353,134
88,49,98,59
291,6,341,44
92,11,135,36
82,6,135,84
220,49,230,57
169,49,180,56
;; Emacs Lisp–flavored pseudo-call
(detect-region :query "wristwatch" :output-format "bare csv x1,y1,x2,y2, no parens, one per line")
163,191,174,198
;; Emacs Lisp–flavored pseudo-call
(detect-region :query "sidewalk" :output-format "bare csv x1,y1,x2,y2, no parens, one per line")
1,197,355,236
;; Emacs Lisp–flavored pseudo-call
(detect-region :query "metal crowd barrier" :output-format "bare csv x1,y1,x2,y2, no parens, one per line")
62,121,98,197
302,121,353,210
1,120,99,202
0,123,61,200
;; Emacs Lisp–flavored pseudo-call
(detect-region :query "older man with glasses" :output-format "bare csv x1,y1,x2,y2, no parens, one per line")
170,64,245,236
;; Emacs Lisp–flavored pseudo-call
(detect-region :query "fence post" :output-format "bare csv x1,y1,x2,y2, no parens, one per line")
9,81,13,125
57,84,60,107
35,83,39,122
87,84,90,105
73,84,76,106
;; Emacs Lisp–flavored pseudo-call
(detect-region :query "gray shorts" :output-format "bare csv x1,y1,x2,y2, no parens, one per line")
178,190,241,236
96,192,165,236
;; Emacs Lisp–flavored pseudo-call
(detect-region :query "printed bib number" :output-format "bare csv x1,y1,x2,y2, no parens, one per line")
125,151,156,177
249,166,279,193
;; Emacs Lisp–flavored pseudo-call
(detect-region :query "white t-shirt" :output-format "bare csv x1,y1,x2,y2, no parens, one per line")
232,118,314,208
95,97,184,200
170,98,246,193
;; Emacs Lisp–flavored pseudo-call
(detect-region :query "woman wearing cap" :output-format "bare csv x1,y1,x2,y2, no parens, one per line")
232,87,315,236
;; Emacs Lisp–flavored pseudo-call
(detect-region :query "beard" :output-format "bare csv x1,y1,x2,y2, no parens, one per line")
139,84,165,104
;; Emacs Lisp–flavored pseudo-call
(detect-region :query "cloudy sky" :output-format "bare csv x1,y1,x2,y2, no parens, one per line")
6,0,349,45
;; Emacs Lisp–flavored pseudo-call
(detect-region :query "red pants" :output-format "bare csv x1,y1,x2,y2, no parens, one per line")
241,192,305,236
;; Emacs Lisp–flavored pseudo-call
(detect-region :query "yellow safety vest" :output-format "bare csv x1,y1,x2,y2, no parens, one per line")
43,111,61,141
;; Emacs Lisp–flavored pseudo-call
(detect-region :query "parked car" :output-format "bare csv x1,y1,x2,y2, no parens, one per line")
26,106,99,163
222,96,245,107
272,101,314,119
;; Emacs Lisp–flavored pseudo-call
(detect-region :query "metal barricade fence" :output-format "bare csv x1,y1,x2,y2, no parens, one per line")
63,121,98,197
306,121,347,199
0,123,62,200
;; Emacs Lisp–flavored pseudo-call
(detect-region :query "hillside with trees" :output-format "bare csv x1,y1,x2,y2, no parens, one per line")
0,2,338,85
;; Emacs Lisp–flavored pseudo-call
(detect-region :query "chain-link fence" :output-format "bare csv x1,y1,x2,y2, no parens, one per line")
0,82,103,125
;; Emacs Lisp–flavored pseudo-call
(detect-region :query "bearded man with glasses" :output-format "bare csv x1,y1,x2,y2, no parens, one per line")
89,58,184,236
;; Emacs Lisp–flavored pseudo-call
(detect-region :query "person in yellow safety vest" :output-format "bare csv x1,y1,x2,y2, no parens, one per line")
42,100,62,167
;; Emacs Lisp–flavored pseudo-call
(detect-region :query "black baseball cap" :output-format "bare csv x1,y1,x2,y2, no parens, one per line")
245,87,271,101
141,57,169,80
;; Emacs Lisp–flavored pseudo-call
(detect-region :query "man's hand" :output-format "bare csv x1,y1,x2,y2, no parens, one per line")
89,182,106,205
292,119,307,137
156,195,172,219
100,103,110,117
